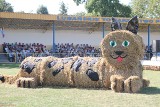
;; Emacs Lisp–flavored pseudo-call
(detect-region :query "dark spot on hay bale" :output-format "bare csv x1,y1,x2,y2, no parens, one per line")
52,66,64,76
114,78,117,90
0,76,5,83
122,81,124,91
34,58,42,62
28,81,30,88
23,80,25,88
129,79,132,92
86,69,99,81
71,59,82,72
48,61,57,68
17,80,21,87
21,62,35,74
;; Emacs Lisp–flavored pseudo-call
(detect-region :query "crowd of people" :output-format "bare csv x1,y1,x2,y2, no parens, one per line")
55,43,101,57
2,42,101,62
1,42,157,62
2,42,50,62
144,45,153,60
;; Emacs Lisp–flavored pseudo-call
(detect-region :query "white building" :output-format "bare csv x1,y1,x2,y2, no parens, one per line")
0,12,160,52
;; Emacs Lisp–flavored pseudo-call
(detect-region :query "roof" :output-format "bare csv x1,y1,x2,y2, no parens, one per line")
0,12,160,32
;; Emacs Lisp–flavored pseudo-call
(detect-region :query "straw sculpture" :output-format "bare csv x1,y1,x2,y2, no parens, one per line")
0,16,150,93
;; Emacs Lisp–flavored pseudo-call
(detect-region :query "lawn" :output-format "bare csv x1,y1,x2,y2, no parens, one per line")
0,64,160,107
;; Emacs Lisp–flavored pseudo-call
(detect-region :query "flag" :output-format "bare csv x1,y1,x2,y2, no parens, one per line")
0,27,5,38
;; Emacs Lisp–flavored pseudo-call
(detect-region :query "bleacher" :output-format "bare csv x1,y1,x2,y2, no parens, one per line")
0,42,101,63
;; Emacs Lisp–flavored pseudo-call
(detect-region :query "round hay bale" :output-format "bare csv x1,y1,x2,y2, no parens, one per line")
101,30,144,69
18,56,46,85
72,57,103,88
40,56,78,87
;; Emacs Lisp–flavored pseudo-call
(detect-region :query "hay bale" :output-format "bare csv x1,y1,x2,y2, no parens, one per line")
16,77,37,88
124,76,142,93
40,56,78,87
3,75,20,84
143,65,160,71
0,17,150,93
101,30,144,69
99,30,148,92
18,56,47,85
72,57,103,88
143,79,150,87
110,75,124,92
0,75,5,83
0,56,50,85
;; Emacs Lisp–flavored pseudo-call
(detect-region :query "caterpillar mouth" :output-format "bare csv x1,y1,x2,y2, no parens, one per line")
110,55,127,62
110,55,127,59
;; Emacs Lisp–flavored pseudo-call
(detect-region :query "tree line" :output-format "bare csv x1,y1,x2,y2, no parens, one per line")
0,0,160,18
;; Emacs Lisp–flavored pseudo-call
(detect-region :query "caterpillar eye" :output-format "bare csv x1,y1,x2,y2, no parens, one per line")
122,40,130,47
110,41,117,47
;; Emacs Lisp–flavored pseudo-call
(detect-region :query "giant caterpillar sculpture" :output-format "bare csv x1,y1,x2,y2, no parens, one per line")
0,16,150,93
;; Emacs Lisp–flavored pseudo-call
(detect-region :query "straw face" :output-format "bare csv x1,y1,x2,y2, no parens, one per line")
101,30,144,69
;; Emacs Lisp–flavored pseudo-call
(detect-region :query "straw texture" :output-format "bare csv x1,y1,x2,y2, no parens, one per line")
0,30,150,93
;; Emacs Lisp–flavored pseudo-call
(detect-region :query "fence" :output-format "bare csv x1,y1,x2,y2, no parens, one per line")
0,52,101,63
0,52,159,63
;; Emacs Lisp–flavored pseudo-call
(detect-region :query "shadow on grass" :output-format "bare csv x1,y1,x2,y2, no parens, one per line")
41,86,160,94
0,64,20,69
39,86,106,91
140,87,160,95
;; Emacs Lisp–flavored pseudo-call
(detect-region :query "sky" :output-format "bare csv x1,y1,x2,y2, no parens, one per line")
5,0,131,15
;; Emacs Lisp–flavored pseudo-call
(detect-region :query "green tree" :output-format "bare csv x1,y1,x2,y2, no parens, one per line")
85,0,131,17
0,0,14,12
37,5,49,14
59,2,68,15
73,0,86,5
131,0,160,18
74,12,86,16
131,0,148,18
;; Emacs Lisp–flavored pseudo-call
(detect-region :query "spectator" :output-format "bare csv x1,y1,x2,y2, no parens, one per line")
2,42,101,61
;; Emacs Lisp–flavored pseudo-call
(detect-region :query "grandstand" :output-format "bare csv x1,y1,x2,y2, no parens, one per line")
0,12,160,62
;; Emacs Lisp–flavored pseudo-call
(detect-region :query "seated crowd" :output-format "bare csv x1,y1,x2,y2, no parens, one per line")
2,42,50,62
55,43,101,57
2,42,101,62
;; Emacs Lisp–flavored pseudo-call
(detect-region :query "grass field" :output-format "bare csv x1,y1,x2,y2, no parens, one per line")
0,64,160,107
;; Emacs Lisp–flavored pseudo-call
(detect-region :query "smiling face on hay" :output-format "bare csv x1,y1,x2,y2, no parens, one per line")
101,16,143,67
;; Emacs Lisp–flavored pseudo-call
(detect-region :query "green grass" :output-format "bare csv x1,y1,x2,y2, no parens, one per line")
0,64,160,107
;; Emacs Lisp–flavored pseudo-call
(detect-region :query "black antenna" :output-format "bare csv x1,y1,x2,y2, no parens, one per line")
111,17,122,31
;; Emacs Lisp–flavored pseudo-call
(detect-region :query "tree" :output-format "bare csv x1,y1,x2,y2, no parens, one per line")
0,0,14,12
131,0,148,18
37,5,49,14
131,0,160,18
59,2,68,15
74,12,86,16
85,0,131,17
73,0,86,5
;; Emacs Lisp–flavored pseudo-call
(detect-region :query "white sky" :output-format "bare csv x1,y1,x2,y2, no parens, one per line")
5,0,131,15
